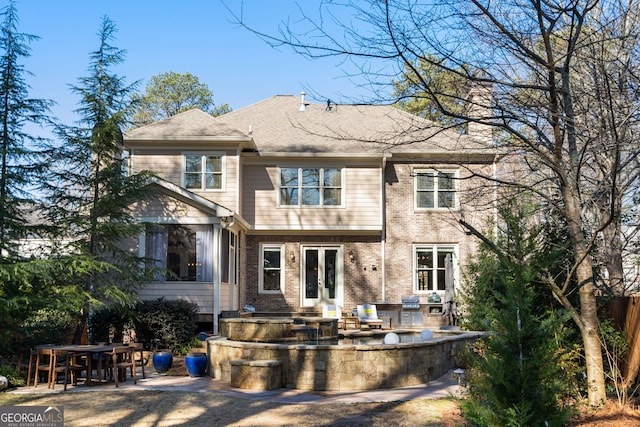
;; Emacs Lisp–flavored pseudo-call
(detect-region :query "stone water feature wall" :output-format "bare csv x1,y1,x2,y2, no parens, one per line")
207,330,484,391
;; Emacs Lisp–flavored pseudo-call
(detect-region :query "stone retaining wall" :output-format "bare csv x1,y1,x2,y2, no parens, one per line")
207,331,484,391
221,317,338,342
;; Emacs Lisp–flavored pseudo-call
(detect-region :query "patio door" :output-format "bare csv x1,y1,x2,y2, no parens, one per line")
302,245,343,307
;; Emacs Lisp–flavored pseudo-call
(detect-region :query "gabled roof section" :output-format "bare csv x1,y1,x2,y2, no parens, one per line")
146,177,234,217
215,95,495,159
125,109,255,149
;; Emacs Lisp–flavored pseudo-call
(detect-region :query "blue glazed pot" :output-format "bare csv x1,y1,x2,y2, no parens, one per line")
152,350,173,374
185,352,207,377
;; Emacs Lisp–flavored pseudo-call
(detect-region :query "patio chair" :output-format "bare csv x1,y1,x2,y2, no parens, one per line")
356,304,383,329
50,349,87,391
34,347,55,388
322,304,342,319
131,342,147,379
17,348,37,386
110,346,137,387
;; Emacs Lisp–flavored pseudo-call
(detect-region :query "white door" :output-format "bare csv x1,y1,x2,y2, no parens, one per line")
302,246,343,307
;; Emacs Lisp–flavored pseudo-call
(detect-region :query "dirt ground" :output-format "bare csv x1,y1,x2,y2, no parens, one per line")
1,360,639,426
3,390,640,427
0,391,464,427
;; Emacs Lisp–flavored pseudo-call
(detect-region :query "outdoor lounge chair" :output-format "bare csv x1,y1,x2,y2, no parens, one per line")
357,304,383,329
322,304,342,319
322,304,345,329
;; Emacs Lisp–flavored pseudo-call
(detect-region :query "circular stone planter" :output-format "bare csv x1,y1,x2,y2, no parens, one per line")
185,352,207,377
152,350,173,374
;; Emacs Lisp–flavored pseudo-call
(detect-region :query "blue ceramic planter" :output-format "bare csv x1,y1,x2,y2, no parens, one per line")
185,352,207,377
152,350,173,374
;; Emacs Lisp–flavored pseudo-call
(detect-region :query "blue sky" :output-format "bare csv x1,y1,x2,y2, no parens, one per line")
15,0,378,125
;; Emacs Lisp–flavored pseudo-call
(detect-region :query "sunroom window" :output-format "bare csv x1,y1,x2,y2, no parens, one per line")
145,224,212,282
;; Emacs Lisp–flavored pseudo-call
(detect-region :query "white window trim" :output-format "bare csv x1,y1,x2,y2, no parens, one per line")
259,243,285,294
277,166,345,208
414,169,459,210
182,151,226,192
412,244,458,294
141,223,214,283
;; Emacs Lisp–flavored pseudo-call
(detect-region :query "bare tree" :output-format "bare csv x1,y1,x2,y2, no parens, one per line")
229,0,640,406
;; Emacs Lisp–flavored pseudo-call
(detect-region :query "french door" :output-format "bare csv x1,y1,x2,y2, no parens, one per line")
301,245,343,307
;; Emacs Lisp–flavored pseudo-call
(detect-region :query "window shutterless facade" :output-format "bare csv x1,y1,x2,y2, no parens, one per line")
260,244,285,293
414,245,457,292
145,224,213,282
279,167,342,207
184,153,224,190
415,170,458,209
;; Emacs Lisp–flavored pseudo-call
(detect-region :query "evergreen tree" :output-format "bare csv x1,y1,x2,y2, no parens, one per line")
0,0,53,259
42,17,154,343
0,0,72,356
391,54,467,130
461,198,576,426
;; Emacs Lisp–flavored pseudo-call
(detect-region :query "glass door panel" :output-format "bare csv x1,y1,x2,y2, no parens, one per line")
302,246,342,307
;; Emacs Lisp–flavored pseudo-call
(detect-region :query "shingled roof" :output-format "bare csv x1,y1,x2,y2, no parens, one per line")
125,108,249,141
125,95,495,159
216,95,493,157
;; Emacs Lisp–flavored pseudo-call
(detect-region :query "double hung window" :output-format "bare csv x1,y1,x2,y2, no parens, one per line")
260,244,284,293
414,245,456,292
184,153,224,190
279,167,342,206
415,170,458,209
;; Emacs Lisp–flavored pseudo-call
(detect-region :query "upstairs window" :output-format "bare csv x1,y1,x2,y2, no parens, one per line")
415,170,458,209
279,167,342,207
184,153,224,190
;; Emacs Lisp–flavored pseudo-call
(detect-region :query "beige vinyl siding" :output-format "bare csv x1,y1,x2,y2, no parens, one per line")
220,283,239,311
242,162,382,230
137,282,236,314
129,193,215,221
130,149,182,183
130,148,239,212
137,282,214,313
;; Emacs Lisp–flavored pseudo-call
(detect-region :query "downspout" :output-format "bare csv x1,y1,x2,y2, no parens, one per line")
381,155,388,302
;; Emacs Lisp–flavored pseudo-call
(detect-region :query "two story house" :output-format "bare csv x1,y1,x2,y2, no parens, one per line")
125,93,497,333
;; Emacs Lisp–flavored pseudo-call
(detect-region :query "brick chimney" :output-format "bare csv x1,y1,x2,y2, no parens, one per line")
465,82,493,143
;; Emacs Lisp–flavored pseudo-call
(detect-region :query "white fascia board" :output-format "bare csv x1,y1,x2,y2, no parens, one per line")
242,152,388,159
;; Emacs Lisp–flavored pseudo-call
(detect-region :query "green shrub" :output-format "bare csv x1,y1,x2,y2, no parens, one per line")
173,337,204,356
88,305,133,344
21,309,76,348
133,298,198,352
0,364,24,388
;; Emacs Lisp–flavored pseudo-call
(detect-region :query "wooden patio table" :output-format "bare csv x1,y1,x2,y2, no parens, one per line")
55,344,125,385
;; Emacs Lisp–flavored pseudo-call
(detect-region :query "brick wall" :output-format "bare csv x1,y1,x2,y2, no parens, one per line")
384,161,494,304
241,235,382,312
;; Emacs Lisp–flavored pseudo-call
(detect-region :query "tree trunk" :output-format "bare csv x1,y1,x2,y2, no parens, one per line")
565,189,607,406
577,260,607,407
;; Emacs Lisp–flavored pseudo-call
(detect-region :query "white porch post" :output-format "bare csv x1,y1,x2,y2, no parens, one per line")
212,225,222,335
